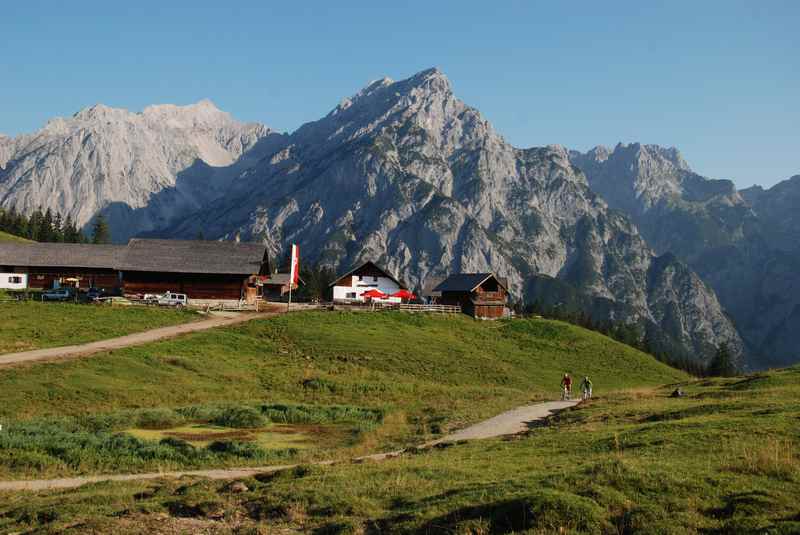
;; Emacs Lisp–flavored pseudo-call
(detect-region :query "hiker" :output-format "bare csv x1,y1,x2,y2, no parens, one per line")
580,376,593,400
561,373,572,400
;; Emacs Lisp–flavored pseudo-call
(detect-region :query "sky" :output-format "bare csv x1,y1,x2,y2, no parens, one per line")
1,1,797,188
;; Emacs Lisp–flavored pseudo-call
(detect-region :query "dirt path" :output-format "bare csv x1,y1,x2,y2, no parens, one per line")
0,400,579,492
0,311,277,368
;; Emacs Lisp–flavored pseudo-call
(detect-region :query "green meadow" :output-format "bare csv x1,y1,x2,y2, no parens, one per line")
0,311,685,481
1,310,794,533
0,367,797,533
0,301,198,354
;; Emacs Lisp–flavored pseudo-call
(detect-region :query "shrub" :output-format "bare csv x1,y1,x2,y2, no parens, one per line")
211,406,266,429
207,440,263,459
135,408,185,429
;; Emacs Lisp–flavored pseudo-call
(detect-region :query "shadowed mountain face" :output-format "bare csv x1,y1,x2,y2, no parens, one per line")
0,100,272,242
570,144,799,368
159,69,743,365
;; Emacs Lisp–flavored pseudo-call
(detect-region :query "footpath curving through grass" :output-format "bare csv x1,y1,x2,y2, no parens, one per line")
0,311,686,480
1,367,796,533
0,301,199,354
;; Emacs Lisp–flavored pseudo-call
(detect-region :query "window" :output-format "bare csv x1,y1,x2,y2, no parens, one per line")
346,292,357,299
373,276,378,282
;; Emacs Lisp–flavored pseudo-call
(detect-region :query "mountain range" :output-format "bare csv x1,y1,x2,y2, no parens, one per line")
1,68,796,368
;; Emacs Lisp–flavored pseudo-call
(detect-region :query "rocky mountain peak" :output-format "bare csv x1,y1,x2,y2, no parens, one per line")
0,101,271,242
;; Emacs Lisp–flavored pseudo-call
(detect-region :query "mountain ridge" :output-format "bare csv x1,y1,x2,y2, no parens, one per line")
570,144,799,367
0,68,772,366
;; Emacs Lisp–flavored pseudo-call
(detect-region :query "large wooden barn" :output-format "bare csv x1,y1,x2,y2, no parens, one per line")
0,242,124,290
0,239,270,301
117,239,270,300
433,273,510,319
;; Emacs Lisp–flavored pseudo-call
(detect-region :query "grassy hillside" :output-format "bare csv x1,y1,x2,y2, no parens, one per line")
1,366,797,534
0,230,32,243
0,311,686,479
0,301,198,354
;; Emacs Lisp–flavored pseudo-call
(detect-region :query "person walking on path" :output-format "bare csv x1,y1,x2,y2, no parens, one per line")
561,373,572,400
580,376,593,400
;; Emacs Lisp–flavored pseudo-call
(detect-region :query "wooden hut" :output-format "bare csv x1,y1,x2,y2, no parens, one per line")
433,273,509,319
0,242,124,291
118,239,269,300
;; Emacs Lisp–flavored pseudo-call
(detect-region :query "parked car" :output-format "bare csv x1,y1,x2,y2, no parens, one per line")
156,291,188,307
86,287,107,301
42,288,75,302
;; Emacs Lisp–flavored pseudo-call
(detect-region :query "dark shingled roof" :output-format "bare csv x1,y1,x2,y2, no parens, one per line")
0,242,125,269
118,239,268,275
433,273,509,293
329,261,407,289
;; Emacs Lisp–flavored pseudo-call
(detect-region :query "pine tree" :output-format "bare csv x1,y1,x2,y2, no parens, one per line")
91,214,111,244
708,343,738,377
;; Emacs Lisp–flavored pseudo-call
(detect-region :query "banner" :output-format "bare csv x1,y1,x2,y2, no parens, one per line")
289,244,300,285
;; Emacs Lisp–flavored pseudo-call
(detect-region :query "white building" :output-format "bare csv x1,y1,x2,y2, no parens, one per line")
0,273,27,290
330,261,406,303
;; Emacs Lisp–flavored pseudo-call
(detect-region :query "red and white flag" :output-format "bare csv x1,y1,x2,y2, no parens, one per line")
289,244,300,285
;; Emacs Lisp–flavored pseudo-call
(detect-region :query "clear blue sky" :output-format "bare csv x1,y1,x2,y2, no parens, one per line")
1,1,797,188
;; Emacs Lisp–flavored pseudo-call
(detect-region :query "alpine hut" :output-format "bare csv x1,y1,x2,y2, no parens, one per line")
433,273,509,319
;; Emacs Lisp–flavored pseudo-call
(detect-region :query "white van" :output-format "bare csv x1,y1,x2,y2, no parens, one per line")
156,291,188,307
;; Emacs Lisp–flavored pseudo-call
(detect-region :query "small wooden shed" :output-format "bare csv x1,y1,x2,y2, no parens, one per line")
433,273,509,319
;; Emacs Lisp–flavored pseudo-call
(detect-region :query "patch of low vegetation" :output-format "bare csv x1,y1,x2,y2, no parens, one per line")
2,367,797,533
0,301,198,354
0,402,383,478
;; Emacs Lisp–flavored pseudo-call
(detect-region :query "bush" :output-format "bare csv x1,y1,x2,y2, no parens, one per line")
211,406,266,429
207,440,264,459
135,408,185,429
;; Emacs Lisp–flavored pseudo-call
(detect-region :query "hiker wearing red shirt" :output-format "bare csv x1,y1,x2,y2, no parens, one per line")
561,373,573,400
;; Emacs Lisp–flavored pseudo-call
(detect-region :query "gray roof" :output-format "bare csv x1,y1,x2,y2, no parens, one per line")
118,239,268,275
433,273,508,293
0,242,125,269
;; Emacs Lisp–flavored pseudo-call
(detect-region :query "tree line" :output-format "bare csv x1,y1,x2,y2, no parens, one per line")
520,299,740,378
0,207,111,244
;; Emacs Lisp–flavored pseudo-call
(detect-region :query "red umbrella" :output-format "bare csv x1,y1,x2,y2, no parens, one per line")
361,289,388,299
391,289,416,300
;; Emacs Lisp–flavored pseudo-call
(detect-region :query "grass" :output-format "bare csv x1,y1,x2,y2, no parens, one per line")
0,230,32,243
124,424,314,449
1,367,797,533
0,301,198,354
0,402,382,478
0,311,685,479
